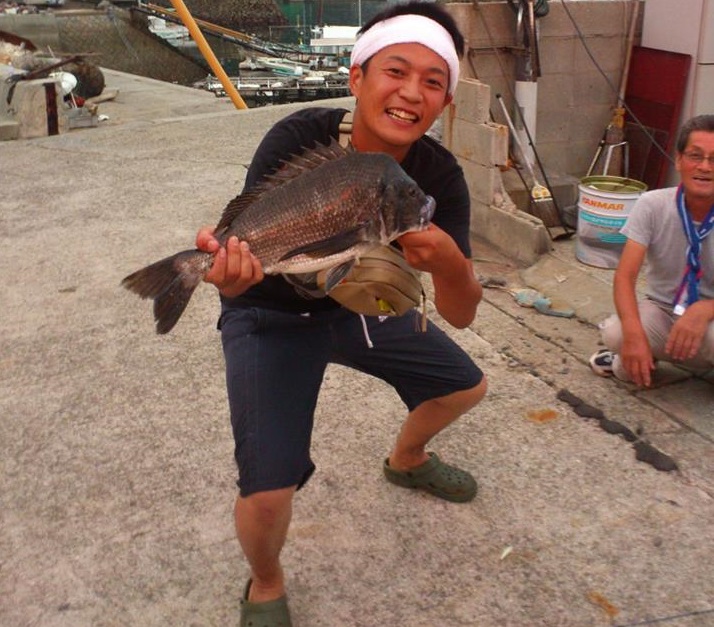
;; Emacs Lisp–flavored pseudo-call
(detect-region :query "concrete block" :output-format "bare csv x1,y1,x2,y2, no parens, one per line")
459,158,504,206
489,121,509,166
446,3,472,45
539,1,628,37
535,74,575,111
569,109,613,149
8,78,68,139
541,141,596,180
537,143,578,179
449,2,514,49
453,78,491,124
461,158,566,261
449,117,475,160
470,199,551,266
537,37,577,75
536,106,573,144
0,120,19,141
501,168,580,226
468,55,514,90
574,35,625,74
67,106,98,129
502,168,534,215
574,69,620,107
451,118,508,166
485,77,513,111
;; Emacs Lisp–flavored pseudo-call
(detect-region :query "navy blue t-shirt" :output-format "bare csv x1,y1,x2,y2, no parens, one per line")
222,107,471,313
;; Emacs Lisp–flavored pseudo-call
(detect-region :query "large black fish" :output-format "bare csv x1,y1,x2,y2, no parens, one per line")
122,139,435,334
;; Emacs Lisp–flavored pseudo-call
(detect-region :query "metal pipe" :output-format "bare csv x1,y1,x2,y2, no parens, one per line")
168,0,248,110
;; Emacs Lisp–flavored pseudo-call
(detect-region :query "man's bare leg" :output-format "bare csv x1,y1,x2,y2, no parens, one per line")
235,486,296,602
388,378,487,470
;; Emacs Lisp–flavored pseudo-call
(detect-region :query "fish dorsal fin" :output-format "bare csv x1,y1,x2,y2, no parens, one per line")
264,137,351,183
214,138,352,232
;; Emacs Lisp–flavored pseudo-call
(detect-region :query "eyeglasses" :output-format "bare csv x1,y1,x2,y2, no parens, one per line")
682,152,714,165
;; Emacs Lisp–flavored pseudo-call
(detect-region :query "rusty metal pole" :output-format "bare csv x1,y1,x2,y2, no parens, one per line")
168,0,248,110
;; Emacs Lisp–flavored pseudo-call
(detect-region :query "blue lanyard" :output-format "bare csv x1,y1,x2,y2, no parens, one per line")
673,185,714,309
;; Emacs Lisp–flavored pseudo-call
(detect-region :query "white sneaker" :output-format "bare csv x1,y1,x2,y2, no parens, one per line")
589,349,615,377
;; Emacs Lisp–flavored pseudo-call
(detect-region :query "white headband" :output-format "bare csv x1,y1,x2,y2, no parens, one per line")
350,14,460,96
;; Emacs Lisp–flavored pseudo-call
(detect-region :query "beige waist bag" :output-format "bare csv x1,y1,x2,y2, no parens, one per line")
305,111,427,328
317,245,426,323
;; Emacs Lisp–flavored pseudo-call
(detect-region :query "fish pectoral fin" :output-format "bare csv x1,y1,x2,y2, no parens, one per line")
278,224,369,262
322,260,355,292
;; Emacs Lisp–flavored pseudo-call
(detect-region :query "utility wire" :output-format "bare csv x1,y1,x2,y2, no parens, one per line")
557,0,674,166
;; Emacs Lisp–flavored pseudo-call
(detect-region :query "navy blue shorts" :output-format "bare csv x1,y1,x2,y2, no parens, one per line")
219,306,483,497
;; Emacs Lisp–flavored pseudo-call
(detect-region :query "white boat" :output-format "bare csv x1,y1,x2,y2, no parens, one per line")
239,57,268,71
256,57,311,77
147,16,194,47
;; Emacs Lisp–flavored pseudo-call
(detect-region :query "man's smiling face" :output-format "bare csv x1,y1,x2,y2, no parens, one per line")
677,130,714,204
349,42,453,161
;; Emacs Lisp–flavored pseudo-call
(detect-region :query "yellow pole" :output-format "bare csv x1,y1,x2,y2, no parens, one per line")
168,0,248,110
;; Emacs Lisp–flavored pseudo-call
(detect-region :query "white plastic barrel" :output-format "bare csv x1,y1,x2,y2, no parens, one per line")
575,176,647,269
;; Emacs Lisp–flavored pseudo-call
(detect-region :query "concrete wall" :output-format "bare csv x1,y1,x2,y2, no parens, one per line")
438,1,645,262
447,0,643,180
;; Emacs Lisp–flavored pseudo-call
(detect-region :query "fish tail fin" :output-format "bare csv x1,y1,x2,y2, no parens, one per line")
121,249,213,334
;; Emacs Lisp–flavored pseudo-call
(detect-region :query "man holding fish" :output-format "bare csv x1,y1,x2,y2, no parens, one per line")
198,2,485,623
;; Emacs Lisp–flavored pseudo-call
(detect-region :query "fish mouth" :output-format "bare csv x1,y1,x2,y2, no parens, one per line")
420,195,436,226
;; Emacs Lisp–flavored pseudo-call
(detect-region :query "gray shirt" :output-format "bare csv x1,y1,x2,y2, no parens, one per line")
621,187,714,307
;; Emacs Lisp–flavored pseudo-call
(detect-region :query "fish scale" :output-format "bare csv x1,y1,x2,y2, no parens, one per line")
234,155,387,273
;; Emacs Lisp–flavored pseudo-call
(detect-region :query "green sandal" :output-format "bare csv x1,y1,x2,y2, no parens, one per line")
240,579,292,627
383,452,477,503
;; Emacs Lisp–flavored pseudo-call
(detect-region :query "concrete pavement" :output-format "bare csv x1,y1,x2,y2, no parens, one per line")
1,69,713,627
